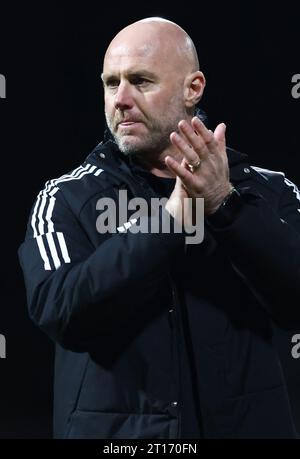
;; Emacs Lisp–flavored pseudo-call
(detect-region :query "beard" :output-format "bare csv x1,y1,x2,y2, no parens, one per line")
105,98,187,156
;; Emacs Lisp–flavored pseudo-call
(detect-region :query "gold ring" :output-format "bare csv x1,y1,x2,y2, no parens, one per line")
188,159,201,173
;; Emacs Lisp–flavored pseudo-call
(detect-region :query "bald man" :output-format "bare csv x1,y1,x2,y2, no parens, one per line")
19,18,300,439
102,18,230,216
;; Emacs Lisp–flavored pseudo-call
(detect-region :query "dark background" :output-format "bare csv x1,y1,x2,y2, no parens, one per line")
0,2,299,438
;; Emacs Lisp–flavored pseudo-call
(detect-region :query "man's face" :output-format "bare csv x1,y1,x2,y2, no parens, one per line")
102,41,188,156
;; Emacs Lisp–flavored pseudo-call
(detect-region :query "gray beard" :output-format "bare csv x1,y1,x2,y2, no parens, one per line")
110,129,173,156
105,115,183,157
104,96,190,156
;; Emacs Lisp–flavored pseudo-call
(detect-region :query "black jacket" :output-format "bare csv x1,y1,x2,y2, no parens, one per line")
18,140,300,438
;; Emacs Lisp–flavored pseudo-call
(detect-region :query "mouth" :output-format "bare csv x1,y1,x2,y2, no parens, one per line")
118,120,141,126
117,121,144,132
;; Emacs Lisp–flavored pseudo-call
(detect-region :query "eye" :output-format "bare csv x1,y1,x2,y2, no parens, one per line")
105,79,119,88
131,76,149,86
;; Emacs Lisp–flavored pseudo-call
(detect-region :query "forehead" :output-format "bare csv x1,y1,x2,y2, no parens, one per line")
103,41,169,75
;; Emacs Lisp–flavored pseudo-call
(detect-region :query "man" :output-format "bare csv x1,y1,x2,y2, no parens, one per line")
18,17,300,438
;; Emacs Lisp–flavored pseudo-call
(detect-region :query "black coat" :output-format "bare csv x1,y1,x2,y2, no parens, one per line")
18,140,300,438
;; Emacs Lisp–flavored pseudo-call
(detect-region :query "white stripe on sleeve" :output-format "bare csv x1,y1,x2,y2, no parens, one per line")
36,235,51,271
57,232,71,264
46,232,61,270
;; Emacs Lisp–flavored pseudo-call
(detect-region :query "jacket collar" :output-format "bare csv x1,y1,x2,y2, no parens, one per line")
87,140,251,186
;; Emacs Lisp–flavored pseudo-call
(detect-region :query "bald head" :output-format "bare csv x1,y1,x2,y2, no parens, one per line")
104,17,199,76
102,18,205,157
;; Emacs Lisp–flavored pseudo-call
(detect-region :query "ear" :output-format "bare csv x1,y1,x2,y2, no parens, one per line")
184,71,206,108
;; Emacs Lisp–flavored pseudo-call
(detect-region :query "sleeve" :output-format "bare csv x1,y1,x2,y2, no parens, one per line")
206,173,300,330
18,187,184,351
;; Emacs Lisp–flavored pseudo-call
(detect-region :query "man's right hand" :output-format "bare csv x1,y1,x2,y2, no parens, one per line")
165,161,196,230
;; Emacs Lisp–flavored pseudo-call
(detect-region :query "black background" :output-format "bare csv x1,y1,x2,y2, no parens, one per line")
0,1,299,438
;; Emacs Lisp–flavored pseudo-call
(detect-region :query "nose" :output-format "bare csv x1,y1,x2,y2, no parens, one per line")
114,81,134,111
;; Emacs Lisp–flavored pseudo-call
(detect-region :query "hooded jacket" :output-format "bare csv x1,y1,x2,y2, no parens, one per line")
18,140,300,438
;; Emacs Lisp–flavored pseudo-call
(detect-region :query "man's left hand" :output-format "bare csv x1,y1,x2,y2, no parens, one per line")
165,117,233,215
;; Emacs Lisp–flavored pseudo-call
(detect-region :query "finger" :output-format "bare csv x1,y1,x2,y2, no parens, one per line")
174,159,186,190
178,120,209,159
170,132,200,167
214,123,227,154
165,155,198,189
191,117,219,155
191,117,213,143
